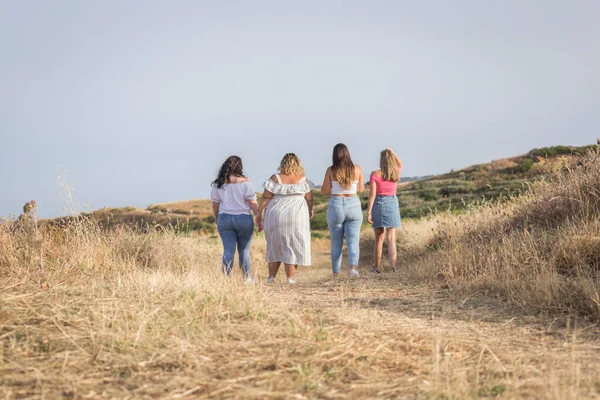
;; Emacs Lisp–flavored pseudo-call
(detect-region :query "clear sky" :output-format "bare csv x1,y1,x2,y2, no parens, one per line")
2,1,599,218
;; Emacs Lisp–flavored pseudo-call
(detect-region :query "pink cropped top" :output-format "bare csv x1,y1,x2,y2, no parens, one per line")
370,172,398,196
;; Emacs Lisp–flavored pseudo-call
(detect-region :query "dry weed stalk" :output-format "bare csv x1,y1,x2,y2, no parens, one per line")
404,150,600,319
2,159,600,398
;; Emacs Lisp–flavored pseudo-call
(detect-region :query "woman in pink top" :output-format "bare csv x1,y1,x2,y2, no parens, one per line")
367,148,402,273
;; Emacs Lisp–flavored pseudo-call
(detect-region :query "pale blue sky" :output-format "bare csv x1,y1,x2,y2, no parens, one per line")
2,1,599,217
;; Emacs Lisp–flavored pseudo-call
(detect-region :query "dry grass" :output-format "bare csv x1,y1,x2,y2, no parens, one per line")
147,200,214,217
403,150,600,320
2,153,600,398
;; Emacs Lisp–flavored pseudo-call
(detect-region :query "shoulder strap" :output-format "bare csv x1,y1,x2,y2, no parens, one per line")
275,173,282,184
299,176,306,184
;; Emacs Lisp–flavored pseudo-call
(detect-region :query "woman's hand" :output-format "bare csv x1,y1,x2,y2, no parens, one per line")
255,215,263,232
367,211,373,224
309,209,314,219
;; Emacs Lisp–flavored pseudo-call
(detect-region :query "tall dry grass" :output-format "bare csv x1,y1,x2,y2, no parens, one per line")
0,219,282,397
2,155,600,398
403,150,600,319
1,219,443,398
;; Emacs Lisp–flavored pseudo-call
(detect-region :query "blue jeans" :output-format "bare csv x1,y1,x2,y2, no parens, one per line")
326,196,363,274
217,213,254,278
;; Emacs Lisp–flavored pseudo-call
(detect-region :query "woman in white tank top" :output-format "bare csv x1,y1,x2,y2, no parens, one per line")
320,143,365,277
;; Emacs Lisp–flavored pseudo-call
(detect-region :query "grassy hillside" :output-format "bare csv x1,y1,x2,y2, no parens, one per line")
70,199,218,234
0,143,600,399
399,144,600,319
395,144,596,218
312,144,597,229
2,144,600,398
65,144,596,235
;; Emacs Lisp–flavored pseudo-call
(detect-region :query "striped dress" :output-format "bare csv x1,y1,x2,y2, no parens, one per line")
263,174,315,266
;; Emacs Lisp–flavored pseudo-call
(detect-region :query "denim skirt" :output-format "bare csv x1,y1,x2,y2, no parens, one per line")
371,195,401,228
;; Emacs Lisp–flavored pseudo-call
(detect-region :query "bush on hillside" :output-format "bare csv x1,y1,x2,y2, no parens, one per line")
439,186,472,197
310,212,328,231
414,149,600,319
500,158,535,174
528,145,596,159
418,189,438,201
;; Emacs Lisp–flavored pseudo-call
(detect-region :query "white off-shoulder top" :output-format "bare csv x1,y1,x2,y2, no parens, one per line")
262,174,315,197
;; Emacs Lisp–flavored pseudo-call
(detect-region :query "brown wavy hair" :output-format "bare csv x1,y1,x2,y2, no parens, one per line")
380,149,400,182
279,153,304,176
212,156,245,188
331,143,355,188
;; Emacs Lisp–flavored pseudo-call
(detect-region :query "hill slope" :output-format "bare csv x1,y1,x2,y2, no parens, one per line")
82,144,597,233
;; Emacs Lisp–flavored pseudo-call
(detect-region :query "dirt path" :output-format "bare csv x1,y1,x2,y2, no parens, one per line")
262,254,600,399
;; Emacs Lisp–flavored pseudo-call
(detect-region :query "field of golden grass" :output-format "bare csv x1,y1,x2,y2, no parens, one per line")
403,152,600,320
2,150,600,399
1,227,599,398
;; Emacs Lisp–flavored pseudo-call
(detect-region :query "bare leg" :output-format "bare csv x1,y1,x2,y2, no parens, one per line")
386,228,397,271
284,264,297,280
268,262,281,279
374,228,385,271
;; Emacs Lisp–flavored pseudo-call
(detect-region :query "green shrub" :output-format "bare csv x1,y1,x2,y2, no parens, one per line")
439,186,472,197
518,159,535,172
310,212,328,231
528,145,594,159
173,218,215,234
418,189,438,201
503,159,535,174
311,231,328,239
312,192,327,205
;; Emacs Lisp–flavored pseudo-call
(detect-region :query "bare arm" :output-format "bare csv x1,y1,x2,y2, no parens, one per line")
255,189,273,232
320,167,332,195
247,199,259,216
387,148,403,172
304,190,314,219
256,190,273,217
211,202,220,224
367,176,376,224
356,165,365,194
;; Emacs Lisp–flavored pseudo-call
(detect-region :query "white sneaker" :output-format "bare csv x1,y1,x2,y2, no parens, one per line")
244,277,256,284
267,276,275,283
349,269,360,278
287,278,297,285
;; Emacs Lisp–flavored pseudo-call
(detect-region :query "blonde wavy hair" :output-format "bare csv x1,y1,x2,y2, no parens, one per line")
279,153,305,176
380,149,400,182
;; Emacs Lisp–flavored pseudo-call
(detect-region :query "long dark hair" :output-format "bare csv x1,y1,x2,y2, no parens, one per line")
331,143,355,188
213,155,245,188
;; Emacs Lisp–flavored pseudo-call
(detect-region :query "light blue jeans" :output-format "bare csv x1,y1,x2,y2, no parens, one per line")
326,196,363,274
217,213,254,278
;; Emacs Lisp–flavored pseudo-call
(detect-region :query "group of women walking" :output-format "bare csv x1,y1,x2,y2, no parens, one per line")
209,143,402,284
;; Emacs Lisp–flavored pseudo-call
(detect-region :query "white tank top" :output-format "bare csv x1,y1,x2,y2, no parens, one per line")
331,180,358,195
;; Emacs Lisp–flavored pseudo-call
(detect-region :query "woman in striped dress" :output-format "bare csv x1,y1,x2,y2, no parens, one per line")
256,153,315,284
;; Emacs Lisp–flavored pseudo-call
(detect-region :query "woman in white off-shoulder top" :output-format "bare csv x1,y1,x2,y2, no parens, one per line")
256,153,315,284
